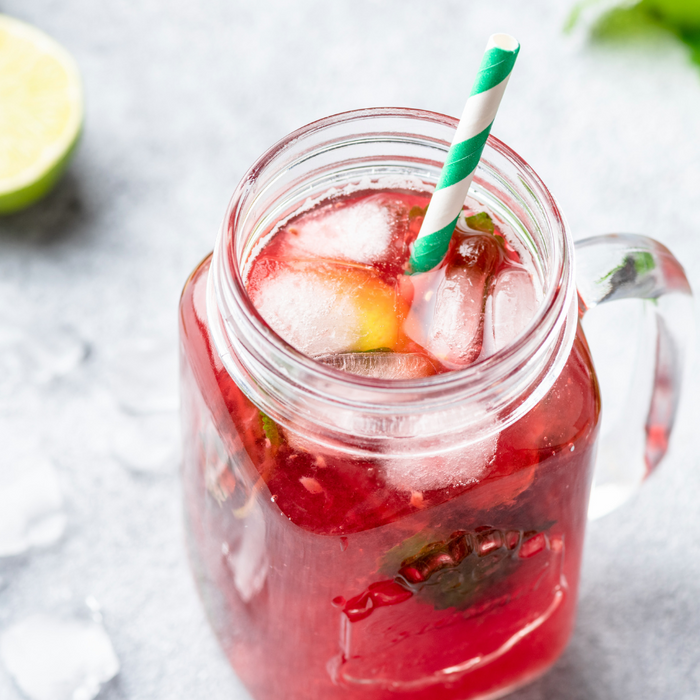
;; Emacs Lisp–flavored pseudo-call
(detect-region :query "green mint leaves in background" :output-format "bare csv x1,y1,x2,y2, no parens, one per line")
568,0,700,67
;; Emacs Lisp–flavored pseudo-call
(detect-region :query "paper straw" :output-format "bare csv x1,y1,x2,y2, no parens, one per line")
408,34,520,274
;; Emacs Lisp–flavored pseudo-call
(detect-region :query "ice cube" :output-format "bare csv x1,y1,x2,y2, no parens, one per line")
249,261,405,357
403,265,487,369
381,435,497,492
277,194,408,265
0,613,119,700
317,352,437,379
222,499,268,603
489,268,540,352
0,449,65,558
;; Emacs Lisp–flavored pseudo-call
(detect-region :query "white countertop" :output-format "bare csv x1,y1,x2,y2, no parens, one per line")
1,1,698,699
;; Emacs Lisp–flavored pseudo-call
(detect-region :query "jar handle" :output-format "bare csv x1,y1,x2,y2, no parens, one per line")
574,234,693,519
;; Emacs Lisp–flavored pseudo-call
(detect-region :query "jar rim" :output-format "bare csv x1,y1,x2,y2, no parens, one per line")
209,107,576,434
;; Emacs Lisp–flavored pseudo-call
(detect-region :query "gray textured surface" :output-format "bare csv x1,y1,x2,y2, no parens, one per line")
1,1,699,698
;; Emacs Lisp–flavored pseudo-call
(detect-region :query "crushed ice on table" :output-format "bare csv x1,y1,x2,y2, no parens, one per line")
99,336,180,473
0,322,88,402
487,268,541,353
276,194,407,266
318,352,437,379
0,447,65,558
0,613,119,700
104,335,179,414
107,402,180,474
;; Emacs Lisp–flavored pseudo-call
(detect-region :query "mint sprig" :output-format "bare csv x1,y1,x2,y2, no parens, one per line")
568,0,700,68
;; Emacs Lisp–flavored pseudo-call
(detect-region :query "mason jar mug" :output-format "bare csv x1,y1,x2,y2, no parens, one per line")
179,108,692,700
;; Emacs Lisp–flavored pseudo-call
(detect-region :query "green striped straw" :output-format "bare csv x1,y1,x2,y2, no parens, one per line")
409,34,520,274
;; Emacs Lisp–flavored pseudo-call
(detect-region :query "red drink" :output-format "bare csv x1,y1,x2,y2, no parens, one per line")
180,176,600,698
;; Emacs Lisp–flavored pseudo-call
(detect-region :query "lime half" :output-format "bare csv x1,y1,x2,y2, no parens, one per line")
0,15,83,214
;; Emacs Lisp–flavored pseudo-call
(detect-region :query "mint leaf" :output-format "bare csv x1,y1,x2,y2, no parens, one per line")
464,211,495,234
633,250,656,275
418,550,519,611
599,251,655,285
678,29,700,64
259,411,280,446
565,0,602,33
379,531,433,577
640,0,700,31
409,205,428,219
592,5,663,40
380,524,555,612
570,0,700,70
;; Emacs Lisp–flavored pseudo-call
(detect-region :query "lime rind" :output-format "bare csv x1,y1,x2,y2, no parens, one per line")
0,14,84,214
0,133,81,215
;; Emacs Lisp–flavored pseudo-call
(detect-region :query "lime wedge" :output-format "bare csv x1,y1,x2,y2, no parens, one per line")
0,15,83,214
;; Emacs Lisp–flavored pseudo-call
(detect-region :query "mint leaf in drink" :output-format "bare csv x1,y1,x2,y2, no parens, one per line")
378,525,556,612
409,205,428,219
259,411,281,446
464,211,495,234
379,531,433,577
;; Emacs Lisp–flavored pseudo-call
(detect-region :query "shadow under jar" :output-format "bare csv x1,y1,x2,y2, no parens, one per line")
179,108,691,700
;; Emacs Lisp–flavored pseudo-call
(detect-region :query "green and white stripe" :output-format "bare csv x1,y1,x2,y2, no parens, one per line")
409,34,520,274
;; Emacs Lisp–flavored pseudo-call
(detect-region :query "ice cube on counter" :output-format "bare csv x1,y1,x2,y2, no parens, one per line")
0,322,88,402
0,614,119,700
29,326,89,385
108,408,180,474
317,352,437,379
249,261,406,357
0,452,65,558
104,335,179,414
490,268,541,352
276,194,408,266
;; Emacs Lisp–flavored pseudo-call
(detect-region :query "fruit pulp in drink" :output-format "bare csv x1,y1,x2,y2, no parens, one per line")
179,188,600,699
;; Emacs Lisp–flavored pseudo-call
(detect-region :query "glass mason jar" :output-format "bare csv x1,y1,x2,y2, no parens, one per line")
179,108,692,700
